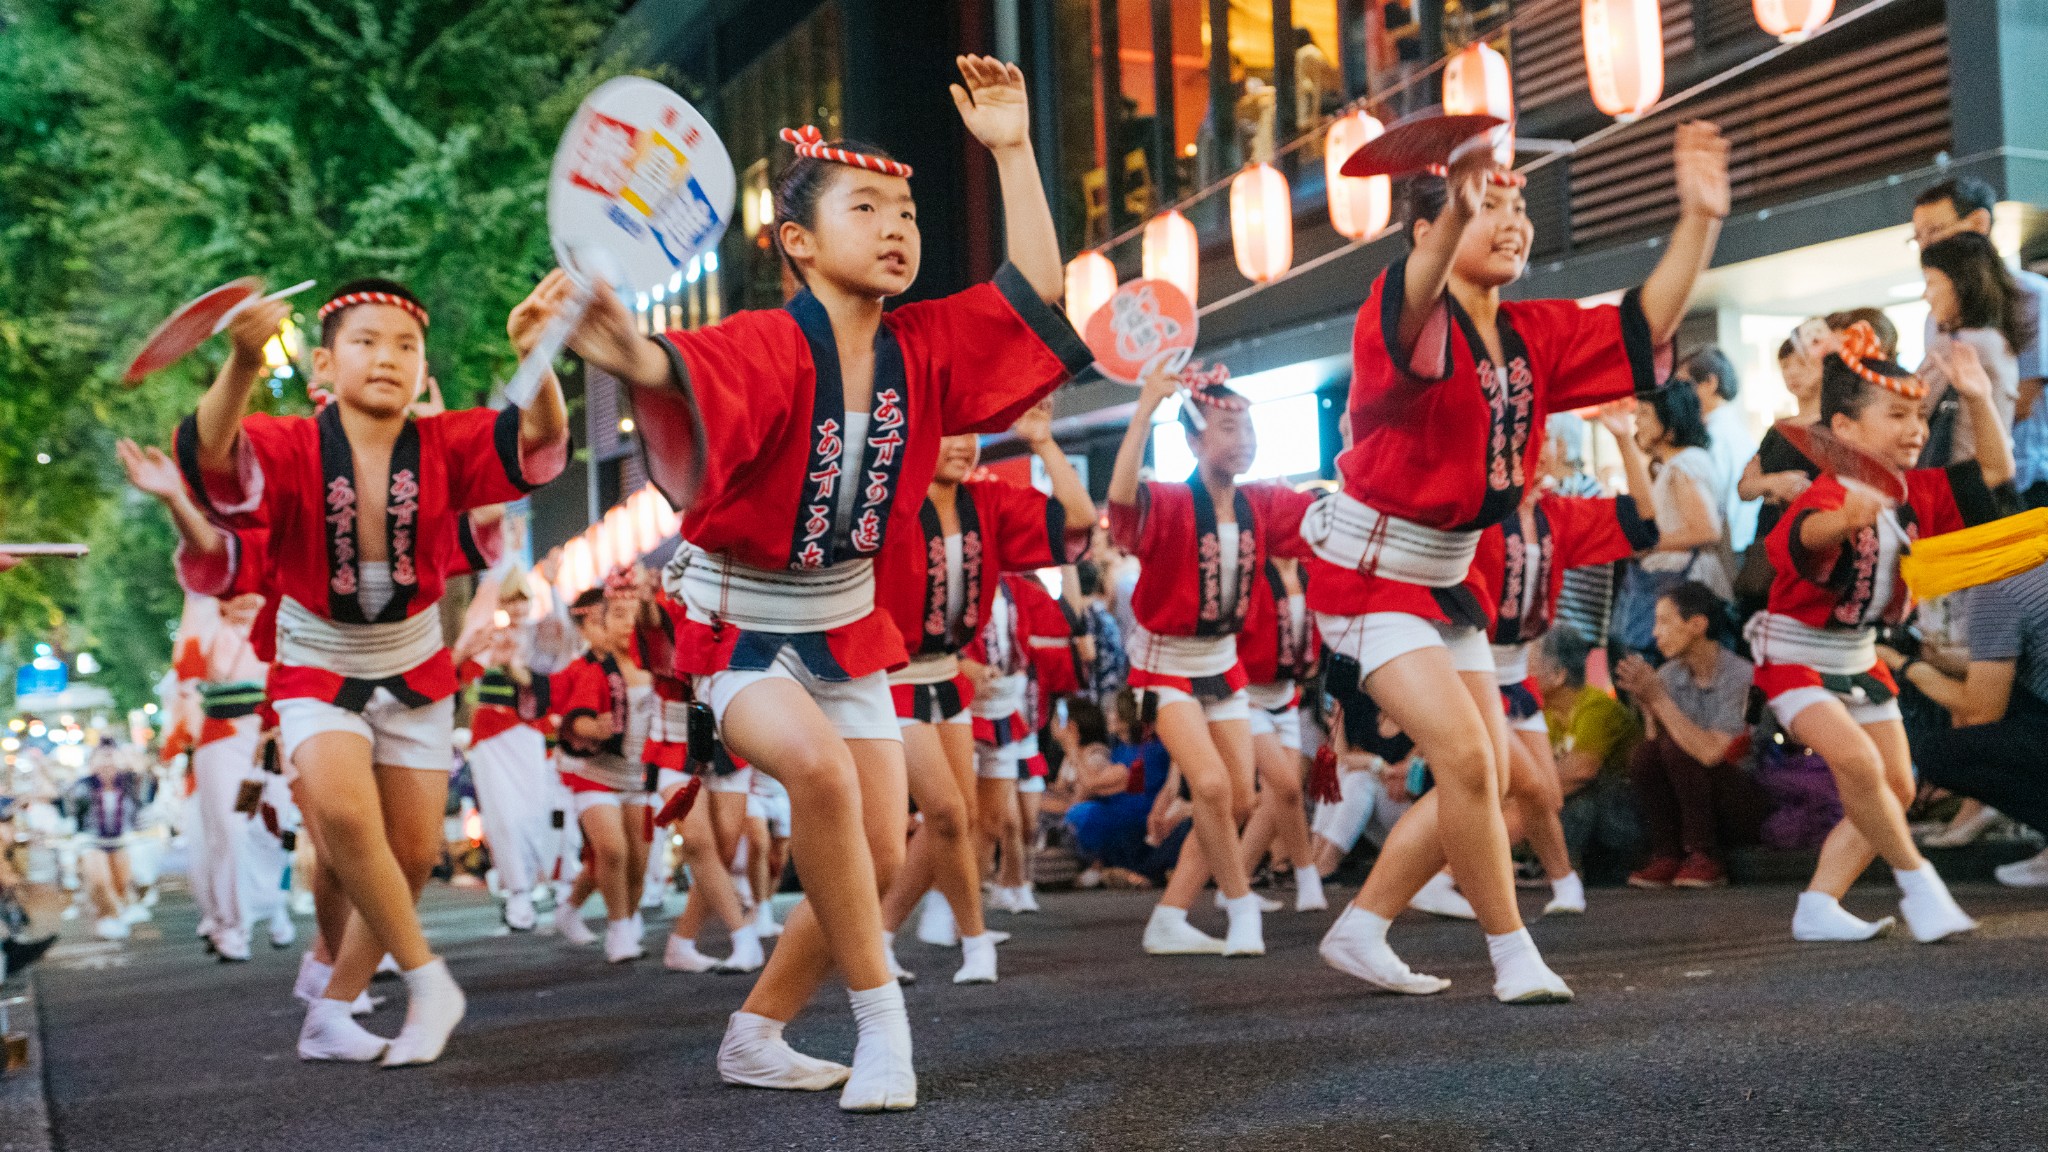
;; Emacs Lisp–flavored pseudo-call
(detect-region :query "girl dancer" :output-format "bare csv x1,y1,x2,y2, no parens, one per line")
1232,553,1327,913
1310,122,1728,1002
1108,367,1316,957
179,278,567,1064
538,57,1088,1110
550,577,657,961
1750,324,2010,943
875,402,1092,983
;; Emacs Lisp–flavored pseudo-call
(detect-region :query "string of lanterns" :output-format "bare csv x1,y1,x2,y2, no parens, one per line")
1063,0,1829,330
550,484,682,603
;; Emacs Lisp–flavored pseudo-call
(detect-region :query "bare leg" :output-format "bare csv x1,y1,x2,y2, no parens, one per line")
978,777,1020,886
1241,732,1310,871
1153,701,1257,902
296,733,441,1001
290,776,348,962
672,789,747,936
1352,653,1522,935
579,806,632,922
746,814,773,901
726,680,902,1020
1794,705,1924,897
320,765,449,1002
882,722,985,936
1507,730,1573,882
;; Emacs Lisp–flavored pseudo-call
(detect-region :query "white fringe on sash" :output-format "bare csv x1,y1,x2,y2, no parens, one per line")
1744,613,1878,676
663,543,874,634
1300,491,1481,588
1127,625,1240,678
274,596,444,681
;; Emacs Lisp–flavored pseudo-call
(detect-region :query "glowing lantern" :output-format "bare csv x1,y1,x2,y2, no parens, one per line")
1230,163,1293,284
603,506,634,568
1443,41,1515,165
1064,252,1117,331
1141,209,1200,304
558,536,594,600
1582,0,1664,121
1325,110,1391,241
1753,0,1832,41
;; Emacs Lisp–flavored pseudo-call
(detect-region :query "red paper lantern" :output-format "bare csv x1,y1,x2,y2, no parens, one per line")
1230,163,1293,284
1753,0,1833,41
1443,41,1515,165
1582,0,1664,121
1325,110,1391,241
1063,251,1118,331
1142,209,1200,305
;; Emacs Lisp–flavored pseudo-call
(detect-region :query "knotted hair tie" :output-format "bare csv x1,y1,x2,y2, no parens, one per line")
603,566,641,601
317,290,429,330
1834,320,1924,400
307,384,336,411
1181,363,1249,412
778,126,914,178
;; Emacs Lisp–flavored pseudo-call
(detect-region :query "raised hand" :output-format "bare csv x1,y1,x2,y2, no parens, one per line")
950,55,1031,154
1928,338,1993,404
1011,397,1055,447
509,270,577,359
1839,484,1885,532
1594,399,1637,441
410,375,446,417
116,439,185,501
1443,143,1493,221
1672,120,1731,221
226,295,292,363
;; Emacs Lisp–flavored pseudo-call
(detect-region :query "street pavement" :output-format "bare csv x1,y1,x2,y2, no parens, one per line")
26,879,2048,1151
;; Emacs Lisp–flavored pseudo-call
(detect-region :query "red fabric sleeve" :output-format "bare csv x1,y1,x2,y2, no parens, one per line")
1546,495,1651,571
893,265,1093,436
1248,483,1317,560
1904,465,1968,537
982,480,1063,573
1108,481,1175,561
201,413,310,525
1512,294,1670,413
1768,478,1849,585
433,407,566,513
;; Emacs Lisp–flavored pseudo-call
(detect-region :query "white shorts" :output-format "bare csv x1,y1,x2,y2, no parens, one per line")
1148,685,1251,723
1511,710,1550,735
276,691,455,773
1316,611,1494,680
1245,683,1302,750
1767,686,1903,729
572,789,653,817
747,790,792,838
975,731,1040,780
655,764,753,796
899,708,972,729
1018,774,1046,795
698,648,900,744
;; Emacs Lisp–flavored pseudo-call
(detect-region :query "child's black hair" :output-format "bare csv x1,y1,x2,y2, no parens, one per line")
319,278,427,348
1176,385,1249,437
772,139,904,283
1063,697,1110,748
570,587,606,616
1400,173,1450,249
1818,352,1918,425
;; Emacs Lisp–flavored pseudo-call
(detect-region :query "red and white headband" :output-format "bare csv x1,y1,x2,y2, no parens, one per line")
317,291,429,330
1834,320,1924,400
1181,363,1248,411
779,126,913,178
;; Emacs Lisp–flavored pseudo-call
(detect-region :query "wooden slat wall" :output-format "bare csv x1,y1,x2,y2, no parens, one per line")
1566,19,1949,246
1511,0,1698,116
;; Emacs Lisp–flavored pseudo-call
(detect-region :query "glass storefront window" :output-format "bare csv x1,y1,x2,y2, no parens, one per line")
1148,355,1343,481
719,3,843,311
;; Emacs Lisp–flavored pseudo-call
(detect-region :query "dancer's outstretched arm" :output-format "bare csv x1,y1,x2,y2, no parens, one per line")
952,55,1060,302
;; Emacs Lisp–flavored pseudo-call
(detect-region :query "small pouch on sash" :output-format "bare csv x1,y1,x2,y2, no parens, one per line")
687,701,718,766
234,778,264,815
261,735,283,776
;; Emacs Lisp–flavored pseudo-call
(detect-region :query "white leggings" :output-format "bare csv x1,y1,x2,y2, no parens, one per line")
190,729,260,933
468,727,558,896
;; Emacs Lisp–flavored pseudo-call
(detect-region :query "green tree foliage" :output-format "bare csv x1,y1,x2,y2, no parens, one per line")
0,0,640,709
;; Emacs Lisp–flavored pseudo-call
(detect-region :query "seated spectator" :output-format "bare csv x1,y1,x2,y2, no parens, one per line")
1887,561,2048,886
1059,693,1173,888
1617,582,1770,889
1533,628,1643,873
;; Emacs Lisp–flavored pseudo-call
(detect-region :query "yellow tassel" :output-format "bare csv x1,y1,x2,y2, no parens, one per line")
1899,508,2048,601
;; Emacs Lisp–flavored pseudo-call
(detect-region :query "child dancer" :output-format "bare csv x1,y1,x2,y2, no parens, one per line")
1108,367,1317,957
1750,324,2010,943
1233,553,1327,913
550,577,657,961
539,57,1088,1110
1310,123,1728,1002
875,402,1092,983
179,278,567,1064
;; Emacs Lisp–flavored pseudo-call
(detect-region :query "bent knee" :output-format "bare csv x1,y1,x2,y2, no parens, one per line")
920,800,970,842
774,748,859,807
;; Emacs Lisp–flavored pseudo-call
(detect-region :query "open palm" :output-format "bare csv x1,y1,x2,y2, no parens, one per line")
950,55,1031,152
117,439,184,500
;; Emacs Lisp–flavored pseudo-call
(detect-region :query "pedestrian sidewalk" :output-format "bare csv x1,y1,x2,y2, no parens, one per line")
0,976,53,1152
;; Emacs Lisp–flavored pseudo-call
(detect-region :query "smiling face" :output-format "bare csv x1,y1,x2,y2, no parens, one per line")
312,303,426,420
779,169,920,298
1189,406,1257,478
1922,266,1961,329
1436,182,1533,289
1830,386,1928,470
933,434,981,486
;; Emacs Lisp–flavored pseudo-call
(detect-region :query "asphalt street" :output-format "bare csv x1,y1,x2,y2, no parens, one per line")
27,879,2048,1151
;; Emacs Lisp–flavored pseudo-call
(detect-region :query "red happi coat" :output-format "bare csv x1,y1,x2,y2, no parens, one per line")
630,594,698,772
1111,478,1317,639
1475,493,1657,646
458,659,552,745
962,573,1079,730
176,403,561,705
628,264,1092,681
550,651,630,763
1237,562,1321,687
1309,257,1668,625
877,476,1088,660
1764,461,2000,632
